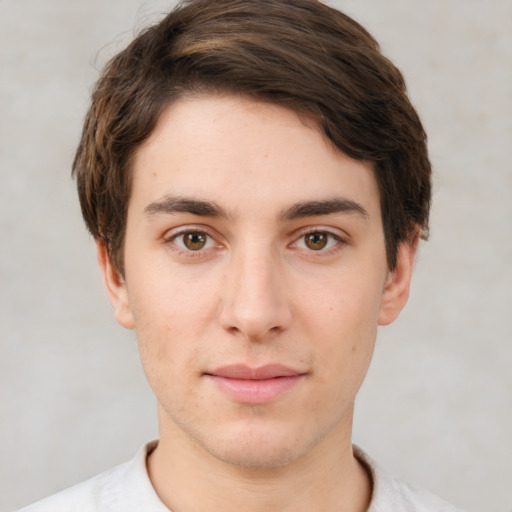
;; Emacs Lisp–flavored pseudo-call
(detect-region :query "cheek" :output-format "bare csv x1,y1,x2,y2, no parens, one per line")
299,270,383,380
303,272,383,341
128,253,217,328
126,264,219,376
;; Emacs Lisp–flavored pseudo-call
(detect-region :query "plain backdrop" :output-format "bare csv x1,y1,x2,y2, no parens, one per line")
1,1,511,511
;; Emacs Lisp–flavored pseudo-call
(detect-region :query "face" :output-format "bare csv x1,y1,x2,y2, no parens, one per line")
100,95,415,469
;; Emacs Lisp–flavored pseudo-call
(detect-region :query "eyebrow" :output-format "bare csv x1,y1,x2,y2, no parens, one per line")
278,198,369,222
143,195,368,222
144,195,230,218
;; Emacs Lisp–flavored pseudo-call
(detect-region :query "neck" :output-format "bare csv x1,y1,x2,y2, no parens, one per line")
147,409,371,512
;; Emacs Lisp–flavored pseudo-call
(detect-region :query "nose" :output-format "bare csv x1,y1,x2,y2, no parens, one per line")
218,247,292,341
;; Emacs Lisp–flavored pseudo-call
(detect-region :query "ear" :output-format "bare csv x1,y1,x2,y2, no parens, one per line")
378,237,419,326
97,243,135,329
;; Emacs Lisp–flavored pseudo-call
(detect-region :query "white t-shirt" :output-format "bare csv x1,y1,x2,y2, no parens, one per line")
18,441,464,512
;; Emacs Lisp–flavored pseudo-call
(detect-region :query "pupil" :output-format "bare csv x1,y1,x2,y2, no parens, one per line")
185,232,206,250
306,232,327,250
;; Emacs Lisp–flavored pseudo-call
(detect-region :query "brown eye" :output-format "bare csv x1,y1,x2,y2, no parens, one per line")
304,232,328,250
183,231,208,250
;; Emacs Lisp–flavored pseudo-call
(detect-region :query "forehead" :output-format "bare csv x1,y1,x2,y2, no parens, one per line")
130,94,380,219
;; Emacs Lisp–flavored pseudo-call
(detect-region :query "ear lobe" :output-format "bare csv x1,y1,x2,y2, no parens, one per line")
97,243,135,329
378,238,418,326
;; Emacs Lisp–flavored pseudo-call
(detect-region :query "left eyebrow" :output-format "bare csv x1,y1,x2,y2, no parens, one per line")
278,198,369,222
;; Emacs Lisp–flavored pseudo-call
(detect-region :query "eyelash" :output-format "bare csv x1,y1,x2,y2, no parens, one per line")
291,228,346,254
164,228,219,258
163,227,347,258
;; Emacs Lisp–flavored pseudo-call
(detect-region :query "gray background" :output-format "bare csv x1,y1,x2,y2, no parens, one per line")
1,1,510,510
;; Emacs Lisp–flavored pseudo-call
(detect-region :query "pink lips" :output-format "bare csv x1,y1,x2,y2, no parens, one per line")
205,364,305,405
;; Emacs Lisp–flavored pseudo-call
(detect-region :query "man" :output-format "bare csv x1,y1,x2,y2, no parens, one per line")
20,0,463,510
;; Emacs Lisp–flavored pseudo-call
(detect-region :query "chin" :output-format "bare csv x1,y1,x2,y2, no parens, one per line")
212,444,300,469
202,424,312,469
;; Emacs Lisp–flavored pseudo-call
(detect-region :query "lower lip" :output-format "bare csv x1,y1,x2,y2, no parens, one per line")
207,375,304,405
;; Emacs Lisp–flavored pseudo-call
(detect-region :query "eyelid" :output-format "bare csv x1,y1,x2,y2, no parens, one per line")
161,224,348,257
290,226,349,251
173,231,216,251
163,224,218,241
293,225,349,241
162,224,224,255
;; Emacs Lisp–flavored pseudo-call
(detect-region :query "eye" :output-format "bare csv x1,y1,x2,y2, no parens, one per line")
172,230,215,251
295,231,342,251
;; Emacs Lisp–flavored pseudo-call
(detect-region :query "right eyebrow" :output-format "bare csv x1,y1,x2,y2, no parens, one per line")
144,195,230,218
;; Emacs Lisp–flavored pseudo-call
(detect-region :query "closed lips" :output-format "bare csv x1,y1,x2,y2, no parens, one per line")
205,364,306,405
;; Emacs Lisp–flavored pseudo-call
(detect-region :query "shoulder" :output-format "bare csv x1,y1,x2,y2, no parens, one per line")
354,446,465,512
17,441,167,512
17,462,129,512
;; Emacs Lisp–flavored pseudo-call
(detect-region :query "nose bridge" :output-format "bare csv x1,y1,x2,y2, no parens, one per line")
219,240,291,340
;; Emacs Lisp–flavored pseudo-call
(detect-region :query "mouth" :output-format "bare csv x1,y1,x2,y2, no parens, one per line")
204,364,306,405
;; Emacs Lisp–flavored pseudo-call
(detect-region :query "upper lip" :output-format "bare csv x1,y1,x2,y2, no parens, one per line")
207,364,304,380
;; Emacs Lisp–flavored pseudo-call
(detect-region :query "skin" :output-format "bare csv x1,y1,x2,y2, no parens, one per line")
99,95,417,512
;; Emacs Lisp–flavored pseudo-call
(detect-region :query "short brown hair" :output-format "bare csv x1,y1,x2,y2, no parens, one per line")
73,0,431,274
